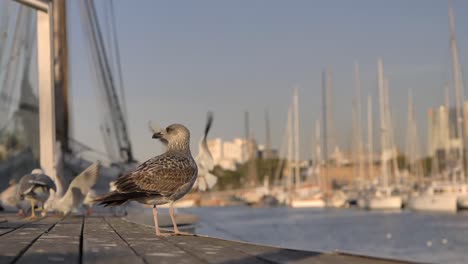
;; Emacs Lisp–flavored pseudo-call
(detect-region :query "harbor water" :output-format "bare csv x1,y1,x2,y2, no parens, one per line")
174,207,468,264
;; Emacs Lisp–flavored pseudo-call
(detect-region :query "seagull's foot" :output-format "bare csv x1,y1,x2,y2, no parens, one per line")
25,215,38,221
173,231,195,236
155,232,172,237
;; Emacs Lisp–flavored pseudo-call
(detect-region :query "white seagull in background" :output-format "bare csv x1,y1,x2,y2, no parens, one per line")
194,112,217,191
0,179,28,215
96,113,213,236
46,162,100,215
17,169,56,219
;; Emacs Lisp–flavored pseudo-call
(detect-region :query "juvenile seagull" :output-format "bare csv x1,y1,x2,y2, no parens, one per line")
17,169,56,219
96,114,213,236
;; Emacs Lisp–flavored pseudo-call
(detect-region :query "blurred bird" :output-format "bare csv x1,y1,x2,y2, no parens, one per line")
0,179,28,215
96,113,213,236
47,162,100,215
194,112,217,191
17,169,56,219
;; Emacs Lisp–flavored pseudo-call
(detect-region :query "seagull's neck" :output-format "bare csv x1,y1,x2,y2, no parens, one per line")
167,140,191,155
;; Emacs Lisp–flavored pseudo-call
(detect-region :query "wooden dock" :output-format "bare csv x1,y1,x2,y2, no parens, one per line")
0,213,416,264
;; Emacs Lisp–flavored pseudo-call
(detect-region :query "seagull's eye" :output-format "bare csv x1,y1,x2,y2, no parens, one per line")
166,127,173,133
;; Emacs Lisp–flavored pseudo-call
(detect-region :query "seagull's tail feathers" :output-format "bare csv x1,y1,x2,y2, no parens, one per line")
94,191,153,207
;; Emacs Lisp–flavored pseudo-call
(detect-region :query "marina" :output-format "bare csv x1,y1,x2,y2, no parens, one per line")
1,0,468,263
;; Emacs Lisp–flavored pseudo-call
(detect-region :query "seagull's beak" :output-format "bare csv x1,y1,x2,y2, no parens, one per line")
152,131,163,139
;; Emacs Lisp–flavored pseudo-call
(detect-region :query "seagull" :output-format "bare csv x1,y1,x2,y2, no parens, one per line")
17,169,56,219
47,162,100,215
0,179,29,215
96,113,213,236
194,114,217,191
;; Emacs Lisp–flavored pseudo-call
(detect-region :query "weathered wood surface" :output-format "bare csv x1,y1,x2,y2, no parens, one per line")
0,213,417,264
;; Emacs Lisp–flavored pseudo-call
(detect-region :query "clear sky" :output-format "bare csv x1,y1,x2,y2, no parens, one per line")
66,0,468,161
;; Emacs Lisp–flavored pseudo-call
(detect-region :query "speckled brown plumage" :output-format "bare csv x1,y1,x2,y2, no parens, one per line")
95,124,198,207
116,153,196,195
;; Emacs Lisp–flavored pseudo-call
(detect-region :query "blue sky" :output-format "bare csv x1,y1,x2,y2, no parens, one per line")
66,0,468,161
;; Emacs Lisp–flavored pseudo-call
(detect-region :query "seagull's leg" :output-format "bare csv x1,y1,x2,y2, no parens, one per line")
86,206,93,216
17,209,24,217
41,207,47,217
169,202,180,234
31,200,36,218
27,200,37,220
152,205,161,236
169,203,193,236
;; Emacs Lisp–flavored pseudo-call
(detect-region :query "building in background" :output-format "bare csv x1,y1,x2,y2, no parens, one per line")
207,138,258,170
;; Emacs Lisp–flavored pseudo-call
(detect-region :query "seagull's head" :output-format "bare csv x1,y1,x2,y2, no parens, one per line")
153,124,191,151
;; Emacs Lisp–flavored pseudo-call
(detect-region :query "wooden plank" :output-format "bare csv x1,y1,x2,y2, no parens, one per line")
82,217,145,264
16,216,83,264
0,217,60,264
0,214,32,236
191,236,321,264
164,235,270,264
106,218,206,264
193,236,414,264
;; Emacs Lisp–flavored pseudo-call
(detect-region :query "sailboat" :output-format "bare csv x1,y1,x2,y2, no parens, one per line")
362,59,402,210
288,89,326,208
408,3,468,213
291,120,326,208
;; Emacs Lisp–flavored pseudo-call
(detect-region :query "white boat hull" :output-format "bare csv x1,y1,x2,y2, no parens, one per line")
366,196,402,210
291,199,325,208
409,195,457,213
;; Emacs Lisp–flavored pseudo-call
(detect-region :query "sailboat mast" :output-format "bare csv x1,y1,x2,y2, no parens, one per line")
378,58,388,188
314,119,322,187
355,62,363,179
383,77,399,183
293,88,300,188
265,110,272,160
367,95,373,181
407,90,415,178
244,111,257,186
287,107,293,191
449,3,466,180
444,83,451,173
53,0,70,154
322,70,329,192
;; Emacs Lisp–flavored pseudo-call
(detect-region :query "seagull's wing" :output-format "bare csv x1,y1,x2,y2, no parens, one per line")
17,174,35,196
200,112,214,165
203,171,218,189
194,170,218,191
194,112,216,191
55,162,100,212
115,154,196,196
29,174,56,192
